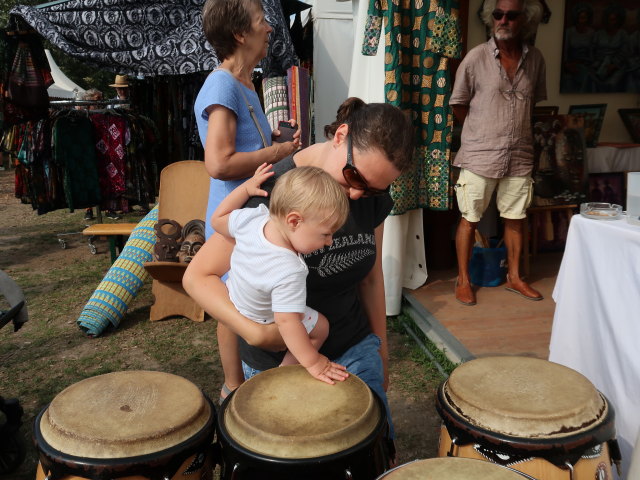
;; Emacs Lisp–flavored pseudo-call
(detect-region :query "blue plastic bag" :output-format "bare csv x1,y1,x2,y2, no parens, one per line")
469,239,507,287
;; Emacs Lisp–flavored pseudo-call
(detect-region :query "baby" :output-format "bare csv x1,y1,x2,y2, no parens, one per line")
211,164,350,384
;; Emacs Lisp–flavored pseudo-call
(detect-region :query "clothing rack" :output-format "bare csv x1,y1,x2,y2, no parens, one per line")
47,102,127,223
49,99,129,108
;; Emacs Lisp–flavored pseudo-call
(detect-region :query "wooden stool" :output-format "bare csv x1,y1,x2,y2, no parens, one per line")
82,223,137,263
143,161,209,323
523,204,577,276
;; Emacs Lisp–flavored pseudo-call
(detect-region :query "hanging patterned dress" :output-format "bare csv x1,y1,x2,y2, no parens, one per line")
90,112,128,212
362,0,461,213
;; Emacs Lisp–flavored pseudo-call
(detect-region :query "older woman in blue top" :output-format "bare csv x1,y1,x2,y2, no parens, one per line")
194,0,299,240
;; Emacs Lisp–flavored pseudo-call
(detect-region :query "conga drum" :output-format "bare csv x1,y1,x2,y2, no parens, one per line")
377,457,535,479
34,370,216,480
436,356,621,480
216,365,391,479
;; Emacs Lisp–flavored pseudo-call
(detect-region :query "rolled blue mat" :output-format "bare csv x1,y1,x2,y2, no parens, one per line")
76,205,158,337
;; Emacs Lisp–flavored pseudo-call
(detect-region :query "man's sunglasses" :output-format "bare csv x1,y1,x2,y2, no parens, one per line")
492,10,522,21
342,135,390,196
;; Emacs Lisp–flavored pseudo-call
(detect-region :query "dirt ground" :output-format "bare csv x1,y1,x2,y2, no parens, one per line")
0,167,442,478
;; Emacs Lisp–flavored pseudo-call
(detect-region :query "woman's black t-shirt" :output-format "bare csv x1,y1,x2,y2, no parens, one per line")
239,155,393,370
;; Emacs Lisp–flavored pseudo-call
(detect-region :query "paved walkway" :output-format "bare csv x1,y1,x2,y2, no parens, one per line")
403,252,562,364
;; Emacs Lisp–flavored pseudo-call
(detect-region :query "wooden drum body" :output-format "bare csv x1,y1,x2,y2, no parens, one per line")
377,457,534,479
217,365,391,479
34,371,216,480
435,356,620,480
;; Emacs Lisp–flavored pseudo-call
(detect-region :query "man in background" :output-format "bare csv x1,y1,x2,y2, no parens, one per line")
450,0,546,306
109,74,129,109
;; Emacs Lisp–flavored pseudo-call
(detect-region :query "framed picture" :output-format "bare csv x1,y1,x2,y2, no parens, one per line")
618,108,640,143
587,172,626,207
532,114,586,207
560,1,640,93
568,104,607,148
533,106,559,116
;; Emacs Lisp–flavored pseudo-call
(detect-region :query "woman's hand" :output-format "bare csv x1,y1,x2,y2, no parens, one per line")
271,119,301,162
272,119,300,141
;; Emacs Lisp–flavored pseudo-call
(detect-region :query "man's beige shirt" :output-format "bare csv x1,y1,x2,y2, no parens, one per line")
450,37,547,178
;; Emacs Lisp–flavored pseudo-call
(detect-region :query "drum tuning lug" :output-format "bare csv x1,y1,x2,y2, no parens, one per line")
564,461,574,480
447,436,458,457
229,462,240,480
344,468,353,479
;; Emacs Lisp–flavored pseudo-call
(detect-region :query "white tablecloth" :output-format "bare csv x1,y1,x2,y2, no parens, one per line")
550,214,640,479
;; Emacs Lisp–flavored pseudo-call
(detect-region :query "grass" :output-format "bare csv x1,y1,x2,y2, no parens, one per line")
387,314,456,394
392,313,459,376
0,200,225,478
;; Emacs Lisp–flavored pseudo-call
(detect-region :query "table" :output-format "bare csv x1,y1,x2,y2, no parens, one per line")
549,214,640,479
82,223,137,263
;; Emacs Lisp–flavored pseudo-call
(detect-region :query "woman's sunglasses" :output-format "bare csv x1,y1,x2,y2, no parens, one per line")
492,10,522,21
342,135,390,196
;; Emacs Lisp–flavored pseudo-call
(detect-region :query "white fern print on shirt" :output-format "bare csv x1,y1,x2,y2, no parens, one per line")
310,249,373,277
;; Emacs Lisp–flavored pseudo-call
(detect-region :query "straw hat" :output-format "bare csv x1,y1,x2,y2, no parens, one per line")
109,74,129,88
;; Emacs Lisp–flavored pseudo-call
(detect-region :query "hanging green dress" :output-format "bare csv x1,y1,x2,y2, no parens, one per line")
362,0,462,214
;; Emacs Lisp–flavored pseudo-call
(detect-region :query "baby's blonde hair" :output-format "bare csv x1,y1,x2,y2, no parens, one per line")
270,167,349,231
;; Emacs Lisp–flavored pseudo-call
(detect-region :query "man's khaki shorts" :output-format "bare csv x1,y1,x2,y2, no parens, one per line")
455,169,533,223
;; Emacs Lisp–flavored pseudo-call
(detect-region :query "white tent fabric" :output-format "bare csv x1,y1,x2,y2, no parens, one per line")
45,49,85,99
311,0,353,143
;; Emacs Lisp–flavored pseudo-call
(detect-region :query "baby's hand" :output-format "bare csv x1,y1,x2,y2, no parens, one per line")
306,355,349,385
245,163,274,197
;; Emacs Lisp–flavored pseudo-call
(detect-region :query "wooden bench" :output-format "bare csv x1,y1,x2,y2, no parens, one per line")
82,223,138,263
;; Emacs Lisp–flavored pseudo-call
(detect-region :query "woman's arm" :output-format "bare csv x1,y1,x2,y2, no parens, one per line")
357,224,390,391
182,233,285,351
204,106,298,181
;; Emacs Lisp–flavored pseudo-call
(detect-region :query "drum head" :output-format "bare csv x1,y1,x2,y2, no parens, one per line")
39,370,211,458
223,365,380,459
442,356,606,438
379,458,529,479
